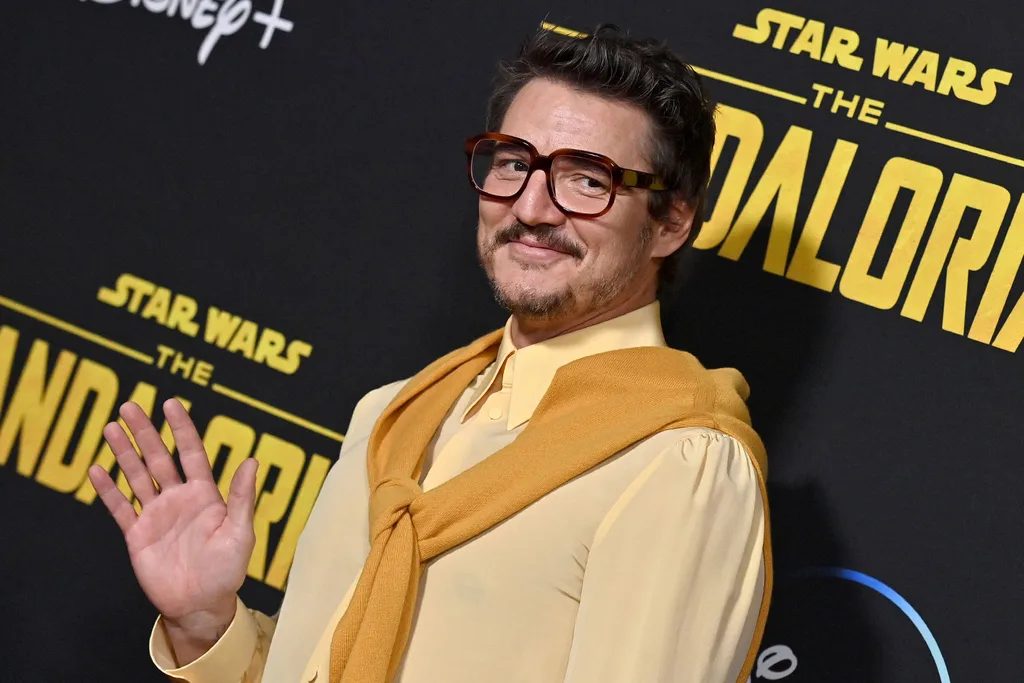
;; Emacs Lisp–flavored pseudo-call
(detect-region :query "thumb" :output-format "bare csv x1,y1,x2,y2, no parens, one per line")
226,457,258,530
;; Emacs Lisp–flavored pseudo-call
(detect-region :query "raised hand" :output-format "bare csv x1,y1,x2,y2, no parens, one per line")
88,398,258,664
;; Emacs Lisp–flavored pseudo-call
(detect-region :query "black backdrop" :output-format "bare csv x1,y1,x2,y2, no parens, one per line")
1,1,1021,681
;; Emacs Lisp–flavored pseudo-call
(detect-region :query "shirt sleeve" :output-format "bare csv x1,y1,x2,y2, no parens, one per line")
146,381,406,682
561,429,768,683
149,596,277,683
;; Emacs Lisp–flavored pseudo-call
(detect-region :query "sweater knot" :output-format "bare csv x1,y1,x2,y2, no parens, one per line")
369,476,422,539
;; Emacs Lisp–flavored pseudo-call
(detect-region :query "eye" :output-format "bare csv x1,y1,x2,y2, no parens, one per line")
553,156,612,197
567,172,610,196
496,158,529,173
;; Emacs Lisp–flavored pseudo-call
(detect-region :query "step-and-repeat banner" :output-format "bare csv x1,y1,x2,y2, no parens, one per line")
1,1,1020,680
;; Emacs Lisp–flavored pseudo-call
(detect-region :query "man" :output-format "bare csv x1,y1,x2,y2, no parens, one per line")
89,24,770,683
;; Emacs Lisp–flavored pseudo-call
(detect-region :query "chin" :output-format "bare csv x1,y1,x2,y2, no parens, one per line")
496,268,568,297
490,277,577,319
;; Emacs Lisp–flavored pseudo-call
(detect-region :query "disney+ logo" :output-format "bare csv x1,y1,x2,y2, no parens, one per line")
79,0,293,65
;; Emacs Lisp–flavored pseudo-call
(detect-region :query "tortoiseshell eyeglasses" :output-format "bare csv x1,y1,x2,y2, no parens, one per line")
464,132,667,218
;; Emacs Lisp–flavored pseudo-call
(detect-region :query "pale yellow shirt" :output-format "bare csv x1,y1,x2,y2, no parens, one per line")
151,302,767,683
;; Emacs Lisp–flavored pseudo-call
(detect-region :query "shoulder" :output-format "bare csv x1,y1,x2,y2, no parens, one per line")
338,379,409,457
642,426,761,498
665,426,752,463
589,426,766,550
349,379,409,425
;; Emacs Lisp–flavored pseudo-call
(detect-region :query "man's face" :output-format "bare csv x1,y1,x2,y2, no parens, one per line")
476,78,669,321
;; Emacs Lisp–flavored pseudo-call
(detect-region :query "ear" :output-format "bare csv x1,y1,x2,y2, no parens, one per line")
650,195,695,258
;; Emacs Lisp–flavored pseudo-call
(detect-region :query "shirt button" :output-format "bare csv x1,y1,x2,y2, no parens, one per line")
488,405,503,420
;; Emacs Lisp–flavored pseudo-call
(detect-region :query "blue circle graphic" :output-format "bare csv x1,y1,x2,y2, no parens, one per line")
794,567,950,683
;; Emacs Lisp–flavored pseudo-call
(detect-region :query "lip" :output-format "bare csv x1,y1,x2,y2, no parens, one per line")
509,239,569,254
506,240,571,262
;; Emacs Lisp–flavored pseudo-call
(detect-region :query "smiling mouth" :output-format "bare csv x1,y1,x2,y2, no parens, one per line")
509,240,569,255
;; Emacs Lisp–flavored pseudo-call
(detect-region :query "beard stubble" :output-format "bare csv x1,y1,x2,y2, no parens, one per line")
478,219,653,321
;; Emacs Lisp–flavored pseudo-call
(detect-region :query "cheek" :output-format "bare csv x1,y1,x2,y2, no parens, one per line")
593,203,649,254
479,198,511,233
574,209,642,265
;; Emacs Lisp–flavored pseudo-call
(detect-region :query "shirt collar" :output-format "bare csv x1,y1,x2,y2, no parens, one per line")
461,301,667,431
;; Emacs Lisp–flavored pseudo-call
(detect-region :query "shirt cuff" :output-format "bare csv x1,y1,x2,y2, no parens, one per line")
150,596,259,683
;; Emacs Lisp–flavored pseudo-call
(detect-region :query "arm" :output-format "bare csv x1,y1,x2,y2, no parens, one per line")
149,598,277,683
89,398,260,683
562,430,767,683
141,382,406,682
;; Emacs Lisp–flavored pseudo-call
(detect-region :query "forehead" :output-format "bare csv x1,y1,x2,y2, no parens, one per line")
498,78,653,170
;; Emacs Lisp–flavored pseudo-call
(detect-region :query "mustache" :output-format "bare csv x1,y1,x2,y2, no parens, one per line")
492,221,586,260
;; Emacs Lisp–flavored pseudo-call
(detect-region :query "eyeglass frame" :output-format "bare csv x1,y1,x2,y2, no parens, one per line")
464,132,668,218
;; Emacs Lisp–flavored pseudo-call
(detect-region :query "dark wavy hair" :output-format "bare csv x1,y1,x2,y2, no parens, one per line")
485,24,717,295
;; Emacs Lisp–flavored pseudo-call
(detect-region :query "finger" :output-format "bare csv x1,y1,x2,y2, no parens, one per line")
88,464,138,535
163,398,214,484
226,458,259,530
120,402,182,490
104,421,158,504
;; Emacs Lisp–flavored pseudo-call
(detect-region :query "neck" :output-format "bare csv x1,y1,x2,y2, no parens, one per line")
509,282,657,348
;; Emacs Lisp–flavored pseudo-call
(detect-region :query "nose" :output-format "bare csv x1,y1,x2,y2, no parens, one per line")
512,169,566,228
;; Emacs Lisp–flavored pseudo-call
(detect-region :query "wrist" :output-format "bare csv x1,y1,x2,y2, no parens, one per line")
162,597,238,663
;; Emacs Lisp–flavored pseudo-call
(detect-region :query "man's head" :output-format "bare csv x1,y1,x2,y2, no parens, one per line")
473,24,716,324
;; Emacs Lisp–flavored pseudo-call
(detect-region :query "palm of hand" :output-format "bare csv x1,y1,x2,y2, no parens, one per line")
126,480,252,621
90,398,258,639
